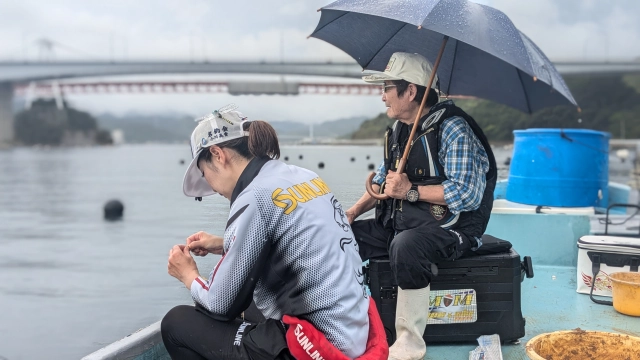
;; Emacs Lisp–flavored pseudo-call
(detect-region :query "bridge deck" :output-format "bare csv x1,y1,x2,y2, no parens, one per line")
1,61,639,83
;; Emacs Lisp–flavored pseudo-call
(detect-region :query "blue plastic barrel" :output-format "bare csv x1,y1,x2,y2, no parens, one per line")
506,129,610,207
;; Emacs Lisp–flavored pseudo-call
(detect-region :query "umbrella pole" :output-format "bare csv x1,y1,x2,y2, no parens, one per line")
366,36,450,200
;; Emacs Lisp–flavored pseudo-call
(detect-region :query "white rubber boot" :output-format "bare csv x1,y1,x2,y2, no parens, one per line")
388,285,430,360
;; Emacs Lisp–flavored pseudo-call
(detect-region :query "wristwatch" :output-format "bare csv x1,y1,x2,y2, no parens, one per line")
406,185,419,203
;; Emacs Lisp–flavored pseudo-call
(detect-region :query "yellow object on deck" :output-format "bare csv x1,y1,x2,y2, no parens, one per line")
525,330,640,360
610,272,640,317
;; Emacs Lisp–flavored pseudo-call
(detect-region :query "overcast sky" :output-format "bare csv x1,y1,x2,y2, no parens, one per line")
2,0,639,123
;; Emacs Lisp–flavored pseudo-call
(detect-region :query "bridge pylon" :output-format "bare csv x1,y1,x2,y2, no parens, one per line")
0,82,13,148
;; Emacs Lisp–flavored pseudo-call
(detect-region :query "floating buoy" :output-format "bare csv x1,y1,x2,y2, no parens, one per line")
616,149,629,163
318,162,325,169
368,163,375,170
104,200,124,221
299,155,303,160
350,157,355,162
284,156,289,161
179,159,185,165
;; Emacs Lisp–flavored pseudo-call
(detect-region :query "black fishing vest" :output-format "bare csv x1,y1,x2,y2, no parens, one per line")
375,100,497,238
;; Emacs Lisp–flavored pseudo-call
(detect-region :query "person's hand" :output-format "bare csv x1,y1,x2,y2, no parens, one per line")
168,244,199,287
384,170,412,200
345,207,358,224
186,231,224,256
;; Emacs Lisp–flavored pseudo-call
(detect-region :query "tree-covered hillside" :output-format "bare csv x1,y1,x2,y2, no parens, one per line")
351,74,640,142
351,113,395,139
14,99,112,146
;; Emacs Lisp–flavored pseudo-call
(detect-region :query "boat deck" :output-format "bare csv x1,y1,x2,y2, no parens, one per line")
84,212,640,360
426,265,640,359
88,264,640,360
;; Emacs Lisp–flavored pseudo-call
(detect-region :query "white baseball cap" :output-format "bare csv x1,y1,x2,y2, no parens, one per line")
182,105,249,198
362,52,438,88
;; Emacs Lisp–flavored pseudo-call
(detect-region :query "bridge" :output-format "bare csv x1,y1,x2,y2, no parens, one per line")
14,81,384,97
3,61,640,83
2,60,640,147
0,61,364,83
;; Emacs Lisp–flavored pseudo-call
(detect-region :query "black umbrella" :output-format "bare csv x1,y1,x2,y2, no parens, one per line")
310,0,578,199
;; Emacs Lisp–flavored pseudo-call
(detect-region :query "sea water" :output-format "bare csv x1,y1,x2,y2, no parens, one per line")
0,143,536,359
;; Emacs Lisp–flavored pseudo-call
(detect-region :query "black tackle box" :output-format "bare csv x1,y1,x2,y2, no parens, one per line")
366,248,534,344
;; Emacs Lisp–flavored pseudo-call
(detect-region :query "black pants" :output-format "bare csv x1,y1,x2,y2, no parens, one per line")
352,219,474,289
161,304,294,360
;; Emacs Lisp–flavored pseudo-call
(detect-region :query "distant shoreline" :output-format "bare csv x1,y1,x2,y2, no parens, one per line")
292,138,383,146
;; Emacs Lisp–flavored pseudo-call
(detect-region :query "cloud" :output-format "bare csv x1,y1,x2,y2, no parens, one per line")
2,0,638,61
278,2,310,16
0,0,333,61
490,0,640,61
3,0,639,122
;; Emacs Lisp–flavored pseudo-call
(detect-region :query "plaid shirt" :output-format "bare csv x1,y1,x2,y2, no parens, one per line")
372,116,489,214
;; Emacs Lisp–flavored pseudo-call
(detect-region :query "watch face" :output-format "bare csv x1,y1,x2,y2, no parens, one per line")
406,189,419,202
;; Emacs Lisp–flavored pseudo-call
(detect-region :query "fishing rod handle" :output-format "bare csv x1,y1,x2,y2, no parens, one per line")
365,172,389,200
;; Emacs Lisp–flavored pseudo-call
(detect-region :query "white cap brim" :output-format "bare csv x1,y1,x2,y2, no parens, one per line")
182,150,216,197
362,72,403,84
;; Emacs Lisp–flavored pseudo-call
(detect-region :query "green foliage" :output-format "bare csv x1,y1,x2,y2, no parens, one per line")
349,74,640,141
351,112,394,139
14,99,111,145
95,129,114,145
623,74,640,93
67,107,98,133
14,100,68,145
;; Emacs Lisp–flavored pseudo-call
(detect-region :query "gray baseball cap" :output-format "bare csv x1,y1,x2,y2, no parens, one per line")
182,105,249,197
363,52,438,88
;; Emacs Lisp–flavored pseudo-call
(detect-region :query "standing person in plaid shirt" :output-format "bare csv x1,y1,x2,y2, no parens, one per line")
345,52,497,360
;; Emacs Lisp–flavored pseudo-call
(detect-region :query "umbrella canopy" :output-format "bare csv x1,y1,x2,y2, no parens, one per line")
311,0,577,114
